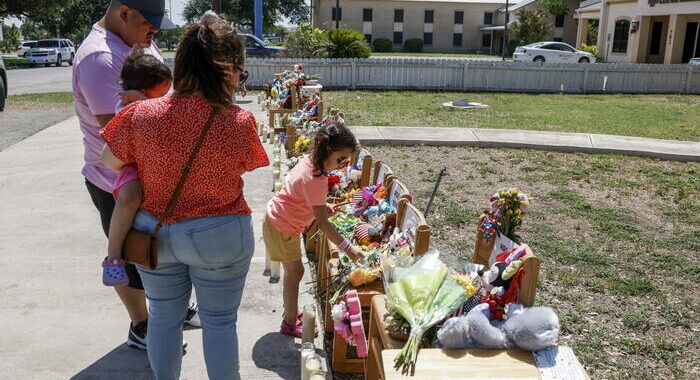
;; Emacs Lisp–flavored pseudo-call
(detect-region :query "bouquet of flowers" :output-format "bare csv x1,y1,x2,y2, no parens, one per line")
329,251,382,304
481,188,530,242
295,136,311,154
385,251,467,375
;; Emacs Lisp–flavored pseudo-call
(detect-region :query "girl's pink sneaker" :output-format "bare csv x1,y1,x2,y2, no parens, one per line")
280,319,303,338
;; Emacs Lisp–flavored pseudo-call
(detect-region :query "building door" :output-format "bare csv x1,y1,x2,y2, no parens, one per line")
682,22,699,63
648,22,664,56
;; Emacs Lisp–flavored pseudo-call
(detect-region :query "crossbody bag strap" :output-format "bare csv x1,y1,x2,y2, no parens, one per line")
153,109,217,234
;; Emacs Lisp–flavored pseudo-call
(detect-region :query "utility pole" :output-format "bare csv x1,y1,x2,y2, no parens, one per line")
335,0,340,29
502,0,509,60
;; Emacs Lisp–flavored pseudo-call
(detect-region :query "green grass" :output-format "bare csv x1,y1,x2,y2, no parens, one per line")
3,57,29,67
325,91,700,141
371,52,498,58
369,145,700,379
7,92,74,110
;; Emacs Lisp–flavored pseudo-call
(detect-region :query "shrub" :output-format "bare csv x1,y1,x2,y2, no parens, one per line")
373,38,392,52
284,23,328,58
403,38,424,53
579,43,603,62
322,29,371,59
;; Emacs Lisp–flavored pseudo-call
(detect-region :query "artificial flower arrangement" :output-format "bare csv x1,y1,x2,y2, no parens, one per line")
480,188,530,243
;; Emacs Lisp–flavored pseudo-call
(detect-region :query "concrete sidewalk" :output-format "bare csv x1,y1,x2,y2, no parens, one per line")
350,126,700,162
0,96,321,379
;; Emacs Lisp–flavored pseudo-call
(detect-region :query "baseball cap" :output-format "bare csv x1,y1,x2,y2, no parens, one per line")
120,0,176,30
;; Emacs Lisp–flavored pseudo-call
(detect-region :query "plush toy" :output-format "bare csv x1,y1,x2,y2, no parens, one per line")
437,244,558,352
363,198,395,218
348,168,362,189
373,184,388,201
437,302,559,351
352,186,379,217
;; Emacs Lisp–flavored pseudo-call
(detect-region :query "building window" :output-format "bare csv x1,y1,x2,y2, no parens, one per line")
453,33,462,46
484,12,493,25
363,8,373,22
553,37,563,42
454,11,464,24
395,9,404,23
394,31,403,44
612,19,630,53
364,34,372,43
331,7,342,21
424,10,434,23
424,32,433,45
482,33,492,47
555,14,565,28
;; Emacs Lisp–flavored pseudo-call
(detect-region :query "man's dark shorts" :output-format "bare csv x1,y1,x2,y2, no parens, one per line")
85,179,144,290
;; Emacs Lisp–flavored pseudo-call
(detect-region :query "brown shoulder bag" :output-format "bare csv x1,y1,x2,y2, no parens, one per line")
122,109,217,270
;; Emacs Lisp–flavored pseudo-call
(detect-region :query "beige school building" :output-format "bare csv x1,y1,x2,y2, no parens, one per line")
312,0,582,54
575,0,700,63
312,0,512,54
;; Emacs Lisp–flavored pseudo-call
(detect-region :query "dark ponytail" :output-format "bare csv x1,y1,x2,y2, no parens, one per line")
311,122,359,176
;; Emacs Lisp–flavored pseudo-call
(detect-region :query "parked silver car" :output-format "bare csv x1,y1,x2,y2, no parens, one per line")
513,41,596,64
16,41,38,57
26,39,76,67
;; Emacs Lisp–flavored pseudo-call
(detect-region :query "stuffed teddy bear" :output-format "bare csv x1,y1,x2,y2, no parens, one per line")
437,302,559,351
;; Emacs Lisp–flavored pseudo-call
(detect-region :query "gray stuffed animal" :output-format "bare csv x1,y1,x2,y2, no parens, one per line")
437,302,559,351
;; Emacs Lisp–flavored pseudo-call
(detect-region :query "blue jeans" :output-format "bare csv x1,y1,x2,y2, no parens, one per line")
134,210,255,380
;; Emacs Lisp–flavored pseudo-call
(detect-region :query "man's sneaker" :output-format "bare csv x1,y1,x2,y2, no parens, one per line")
127,320,148,350
126,320,188,350
184,301,201,328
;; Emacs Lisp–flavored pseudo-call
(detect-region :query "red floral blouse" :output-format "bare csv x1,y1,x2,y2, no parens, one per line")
101,95,269,223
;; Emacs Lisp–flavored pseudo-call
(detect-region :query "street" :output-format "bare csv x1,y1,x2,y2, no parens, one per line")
6,65,73,96
4,52,175,96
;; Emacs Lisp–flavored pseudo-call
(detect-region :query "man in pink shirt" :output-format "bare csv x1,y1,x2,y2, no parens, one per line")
73,0,198,350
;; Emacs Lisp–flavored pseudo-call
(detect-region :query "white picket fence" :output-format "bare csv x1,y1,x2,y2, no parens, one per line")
245,57,700,94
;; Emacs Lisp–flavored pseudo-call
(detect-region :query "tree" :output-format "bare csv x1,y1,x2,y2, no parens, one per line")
20,19,50,40
1,24,21,53
540,0,568,16
157,26,185,51
586,19,599,45
183,0,308,32
322,29,371,59
0,0,70,19
283,23,327,58
510,10,552,46
28,0,110,43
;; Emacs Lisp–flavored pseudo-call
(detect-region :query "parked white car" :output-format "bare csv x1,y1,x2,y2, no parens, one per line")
690,58,700,66
25,39,75,67
513,42,596,64
16,41,37,57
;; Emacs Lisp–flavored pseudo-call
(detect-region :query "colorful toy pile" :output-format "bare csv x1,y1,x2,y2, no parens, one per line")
259,69,587,379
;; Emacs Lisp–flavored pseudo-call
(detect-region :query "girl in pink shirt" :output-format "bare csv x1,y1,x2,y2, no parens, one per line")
264,123,363,337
